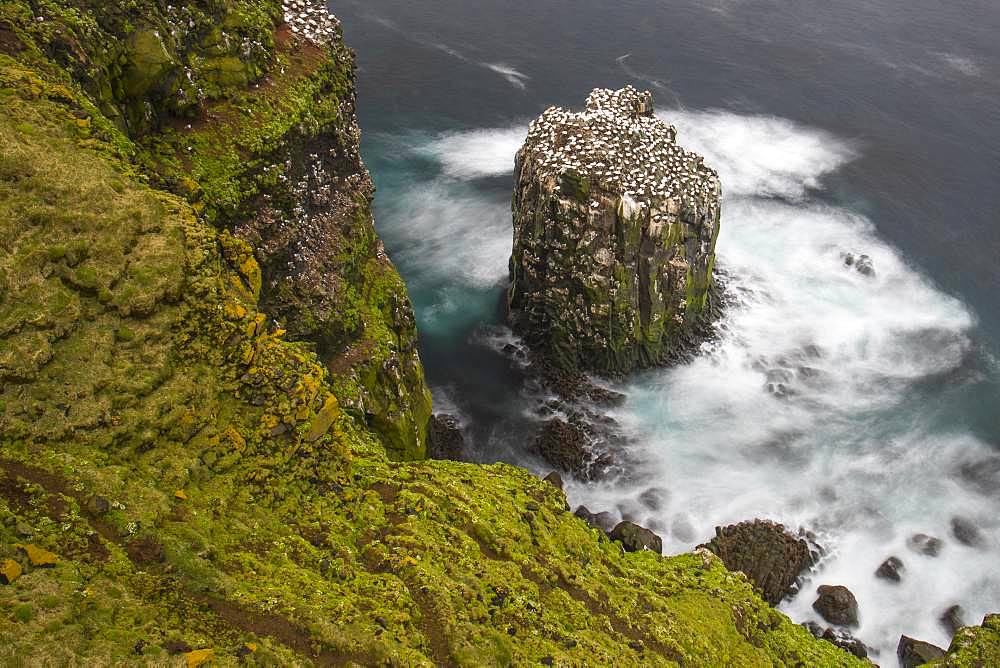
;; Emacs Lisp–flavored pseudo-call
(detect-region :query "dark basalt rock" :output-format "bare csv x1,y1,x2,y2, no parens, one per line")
802,621,825,638
700,520,816,605
533,418,612,480
951,516,983,547
909,533,943,557
812,585,859,627
897,635,946,667
842,252,875,277
940,604,967,637
426,414,466,461
574,506,616,532
608,521,663,554
820,627,869,659
542,471,564,491
875,556,904,582
534,418,589,473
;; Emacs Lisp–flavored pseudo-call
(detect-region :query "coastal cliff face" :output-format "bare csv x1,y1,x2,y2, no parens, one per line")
0,0,430,458
0,2,993,665
509,87,721,375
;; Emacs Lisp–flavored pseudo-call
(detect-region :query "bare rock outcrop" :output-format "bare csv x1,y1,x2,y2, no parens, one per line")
701,519,817,605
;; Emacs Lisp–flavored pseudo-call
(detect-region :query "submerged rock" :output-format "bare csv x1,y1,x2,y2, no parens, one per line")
875,556,904,582
897,635,946,667
951,516,983,547
638,487,668,511
508,86,721,375
700,520,816,605
940,604,967,637
909,533,943,557
812,585,859,627
841,252,875,277
608,521,663,554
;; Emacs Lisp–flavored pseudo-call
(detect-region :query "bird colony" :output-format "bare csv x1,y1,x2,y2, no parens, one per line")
282,0,340,44
521,85,720,216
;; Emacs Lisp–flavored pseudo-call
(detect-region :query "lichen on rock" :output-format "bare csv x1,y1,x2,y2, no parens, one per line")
508,86,721,374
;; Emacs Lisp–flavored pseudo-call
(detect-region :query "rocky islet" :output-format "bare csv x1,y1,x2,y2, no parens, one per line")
508,86,722,376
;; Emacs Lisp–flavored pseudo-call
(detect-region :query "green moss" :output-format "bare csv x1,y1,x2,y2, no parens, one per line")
929,614,1000,667
14,604,35,623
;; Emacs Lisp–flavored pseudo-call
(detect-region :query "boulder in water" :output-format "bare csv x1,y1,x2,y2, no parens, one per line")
940,604,967,637
842,252,875,277
638,486,668,511
534,418,590,476
897,635,946,667
812,585,859,627
700,519,816,605
875,556,904,582
951,516,983,548
608,521,663,554
908,533,943,556
508,86,721,375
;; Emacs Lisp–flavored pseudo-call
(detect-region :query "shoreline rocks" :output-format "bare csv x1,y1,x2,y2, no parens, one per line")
426,414,467,461
813,585,860,627
897,636,946,667
507,86,722,376
875,556,904,582
803,624,869,659
608,521,663,554
700,520,817,605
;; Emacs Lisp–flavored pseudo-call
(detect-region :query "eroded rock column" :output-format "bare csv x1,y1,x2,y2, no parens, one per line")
508,86,721,375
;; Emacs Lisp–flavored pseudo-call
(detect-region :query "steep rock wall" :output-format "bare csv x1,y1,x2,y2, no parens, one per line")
509,86,721,375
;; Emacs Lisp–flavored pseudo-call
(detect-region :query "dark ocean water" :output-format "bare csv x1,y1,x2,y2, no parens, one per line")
331,0,999,658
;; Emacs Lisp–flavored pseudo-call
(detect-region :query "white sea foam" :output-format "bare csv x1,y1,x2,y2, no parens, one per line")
420,126,527,180
484,63,530,90
379,181,510,290
660,110,855,200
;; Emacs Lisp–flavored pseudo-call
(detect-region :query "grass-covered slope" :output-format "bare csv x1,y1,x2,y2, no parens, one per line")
0,1,990,666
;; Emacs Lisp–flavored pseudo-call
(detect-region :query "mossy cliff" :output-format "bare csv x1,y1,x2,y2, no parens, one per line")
0,0,431,459
0,2,993,665
508,87,720,375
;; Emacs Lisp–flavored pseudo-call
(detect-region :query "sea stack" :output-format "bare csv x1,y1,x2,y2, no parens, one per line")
508,86,721,374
